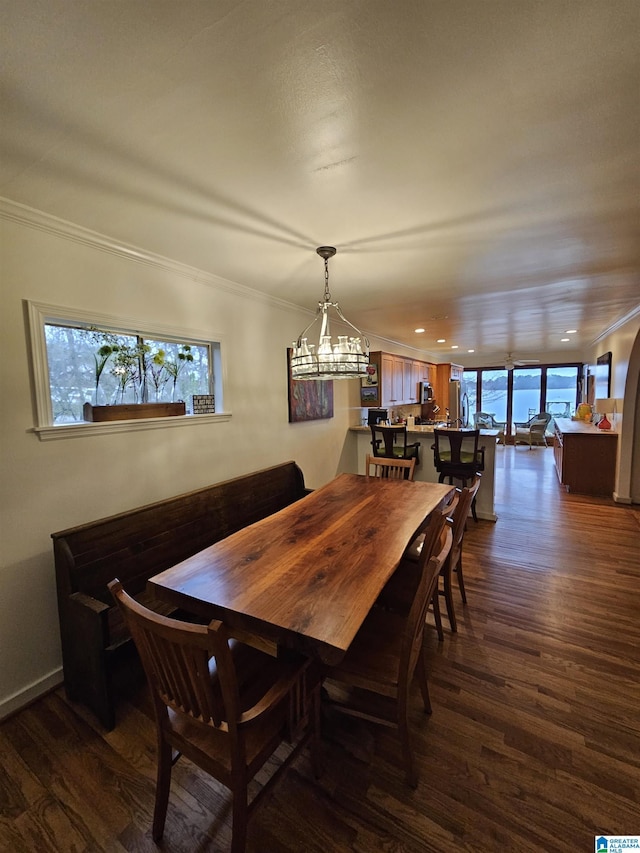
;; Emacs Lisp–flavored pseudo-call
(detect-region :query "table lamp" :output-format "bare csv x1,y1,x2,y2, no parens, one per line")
594,398,615,430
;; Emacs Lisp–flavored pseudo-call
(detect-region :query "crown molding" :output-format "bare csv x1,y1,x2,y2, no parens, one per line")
591,303,640,345
0,196,307,317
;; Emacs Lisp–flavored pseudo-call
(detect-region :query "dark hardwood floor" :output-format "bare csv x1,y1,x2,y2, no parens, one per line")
2,447,639,852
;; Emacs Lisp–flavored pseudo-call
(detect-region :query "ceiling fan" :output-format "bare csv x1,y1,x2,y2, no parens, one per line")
504,352,540,370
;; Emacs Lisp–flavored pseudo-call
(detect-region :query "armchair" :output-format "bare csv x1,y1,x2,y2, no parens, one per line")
514,412,552,448
473,412,505,431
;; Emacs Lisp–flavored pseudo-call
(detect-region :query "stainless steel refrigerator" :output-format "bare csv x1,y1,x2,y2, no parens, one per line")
448,380,470,426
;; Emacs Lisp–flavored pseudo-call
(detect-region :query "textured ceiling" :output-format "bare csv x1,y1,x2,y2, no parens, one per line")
1,0,638,364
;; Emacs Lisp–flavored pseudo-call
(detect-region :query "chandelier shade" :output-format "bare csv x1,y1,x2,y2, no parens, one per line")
290,247,370,381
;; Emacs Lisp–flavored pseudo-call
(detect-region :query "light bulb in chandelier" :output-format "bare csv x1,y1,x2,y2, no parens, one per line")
290,246,370,380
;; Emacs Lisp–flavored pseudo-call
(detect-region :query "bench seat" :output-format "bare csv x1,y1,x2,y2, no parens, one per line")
52,461,309,729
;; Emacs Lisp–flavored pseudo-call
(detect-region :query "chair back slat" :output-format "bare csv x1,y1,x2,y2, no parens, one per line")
365,454,416,480
110,582,237,729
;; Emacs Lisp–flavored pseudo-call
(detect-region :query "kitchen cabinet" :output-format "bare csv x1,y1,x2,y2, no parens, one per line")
553,418,618,495
381,353,404,406
433,363,464,408
363,352,435,408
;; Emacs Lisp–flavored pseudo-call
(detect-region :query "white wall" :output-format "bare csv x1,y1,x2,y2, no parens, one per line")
0,205,370,718
586,313,640,504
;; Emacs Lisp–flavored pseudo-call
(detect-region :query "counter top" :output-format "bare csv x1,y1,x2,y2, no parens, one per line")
347,424,499,521
351,425,500,438
554,417,617,436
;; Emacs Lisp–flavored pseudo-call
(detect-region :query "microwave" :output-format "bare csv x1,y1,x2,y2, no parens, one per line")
419,382,434,404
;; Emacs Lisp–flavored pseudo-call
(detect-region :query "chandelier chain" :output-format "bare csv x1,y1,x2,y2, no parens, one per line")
323,257,331,302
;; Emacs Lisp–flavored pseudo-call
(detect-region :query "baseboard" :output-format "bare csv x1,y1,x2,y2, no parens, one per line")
477,511,498,522
0,668,63,722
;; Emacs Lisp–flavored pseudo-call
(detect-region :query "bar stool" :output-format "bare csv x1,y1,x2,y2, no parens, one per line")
370,424,420,466
432,429,484,521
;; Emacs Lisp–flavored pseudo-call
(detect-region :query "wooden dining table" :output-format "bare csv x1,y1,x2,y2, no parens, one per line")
147,473,454,665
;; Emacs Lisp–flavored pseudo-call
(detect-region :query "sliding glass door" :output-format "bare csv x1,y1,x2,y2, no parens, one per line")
512,368,542,424
463,364,581,433
479,369,509,425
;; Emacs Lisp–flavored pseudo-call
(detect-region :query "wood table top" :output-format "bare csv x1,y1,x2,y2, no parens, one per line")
148,473,454,664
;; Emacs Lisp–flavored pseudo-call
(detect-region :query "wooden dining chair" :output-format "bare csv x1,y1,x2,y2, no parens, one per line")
402,475,481,638
108,579,321,853
374,489,459,635
365,453,416,480
321,510,453,787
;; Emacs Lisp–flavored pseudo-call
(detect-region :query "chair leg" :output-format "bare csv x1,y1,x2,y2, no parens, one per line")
397,697,418,788
231,781,249,853
442,562,457,633
152,737,173,842
416,649,432,714
431,587,444,641
470,495,478,522
455,553,467,605
310,683,323,779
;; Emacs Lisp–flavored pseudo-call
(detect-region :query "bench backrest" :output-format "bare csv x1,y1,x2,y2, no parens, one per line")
52,462,307,605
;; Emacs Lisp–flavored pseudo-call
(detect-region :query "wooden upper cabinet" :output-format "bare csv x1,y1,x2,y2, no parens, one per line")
433,363,464,405
379,353,394,405
365,352,435,407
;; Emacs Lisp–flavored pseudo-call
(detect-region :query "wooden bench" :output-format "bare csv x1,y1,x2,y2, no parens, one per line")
52,461,310,729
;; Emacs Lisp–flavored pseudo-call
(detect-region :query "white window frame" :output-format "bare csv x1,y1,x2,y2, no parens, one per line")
27,300,230,440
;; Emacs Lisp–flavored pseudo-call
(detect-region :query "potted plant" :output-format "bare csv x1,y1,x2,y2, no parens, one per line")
83,332,186,422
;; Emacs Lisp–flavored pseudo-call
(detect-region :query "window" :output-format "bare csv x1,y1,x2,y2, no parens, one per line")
512,367,542,423
463,362,581,432
545,366,579,419
479,369,509,425
461,370,477,414
27,301,226,437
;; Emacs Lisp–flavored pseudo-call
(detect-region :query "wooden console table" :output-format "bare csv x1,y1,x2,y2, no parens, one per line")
553,418,618,496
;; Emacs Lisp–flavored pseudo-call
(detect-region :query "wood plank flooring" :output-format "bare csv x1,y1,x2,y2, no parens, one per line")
2,446,639,852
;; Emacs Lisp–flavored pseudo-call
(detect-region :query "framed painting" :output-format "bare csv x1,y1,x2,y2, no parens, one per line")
596,352,612,399
287,348,334,423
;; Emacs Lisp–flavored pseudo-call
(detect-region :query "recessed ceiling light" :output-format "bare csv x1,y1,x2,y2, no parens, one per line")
437,339,446,343
414,328,425,334
561,338,570,342
468,349,475,353
565,329,577,334
451,345,459,349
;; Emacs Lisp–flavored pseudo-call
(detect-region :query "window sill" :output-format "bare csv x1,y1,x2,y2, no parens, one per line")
32,412,231,441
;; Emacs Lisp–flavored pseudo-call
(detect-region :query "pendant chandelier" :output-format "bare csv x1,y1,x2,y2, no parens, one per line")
290,246,370,381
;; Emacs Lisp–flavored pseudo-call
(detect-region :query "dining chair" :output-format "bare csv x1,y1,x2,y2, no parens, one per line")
402,474,481,637
321,507,453,787
365,453,416,480
108,579,321,853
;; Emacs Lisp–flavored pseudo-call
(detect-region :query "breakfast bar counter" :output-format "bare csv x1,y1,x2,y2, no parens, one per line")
345,425,499,521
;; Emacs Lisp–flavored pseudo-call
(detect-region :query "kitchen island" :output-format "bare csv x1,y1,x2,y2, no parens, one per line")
345,425,499,521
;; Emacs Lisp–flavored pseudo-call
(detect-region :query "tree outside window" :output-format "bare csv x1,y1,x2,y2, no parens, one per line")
44,323,211,423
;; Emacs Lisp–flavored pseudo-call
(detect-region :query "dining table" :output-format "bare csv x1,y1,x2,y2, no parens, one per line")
147,472,454,665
